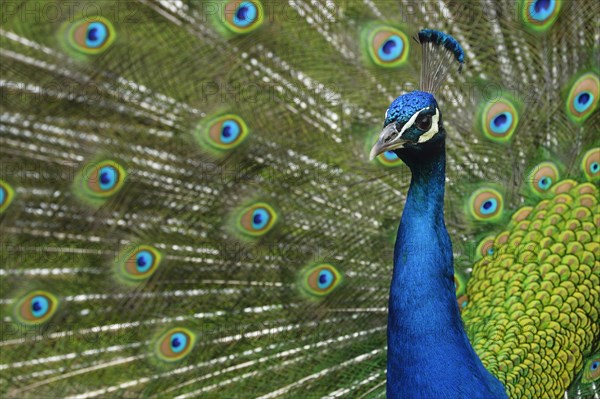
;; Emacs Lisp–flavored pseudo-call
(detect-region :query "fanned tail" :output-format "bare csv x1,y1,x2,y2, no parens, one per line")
0,0,599,398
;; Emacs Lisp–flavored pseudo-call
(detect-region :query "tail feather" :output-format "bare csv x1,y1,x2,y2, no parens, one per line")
1,0,599,398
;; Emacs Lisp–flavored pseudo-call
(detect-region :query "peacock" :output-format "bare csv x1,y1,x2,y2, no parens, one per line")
0,0,598,398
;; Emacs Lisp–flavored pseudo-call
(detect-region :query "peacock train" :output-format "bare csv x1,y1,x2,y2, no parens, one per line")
0,0,598,398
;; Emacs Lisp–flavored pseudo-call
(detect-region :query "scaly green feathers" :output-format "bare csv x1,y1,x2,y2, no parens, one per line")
463,180,600,398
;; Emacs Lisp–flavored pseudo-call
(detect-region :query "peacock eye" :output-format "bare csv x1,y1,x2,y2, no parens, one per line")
377,150,403,168
223,0,263,34
15,291,59,325
209,115,246,148
566,72,598,123
155,328,195,362
300,264,342,297
117,245,162,282
365,26,410,67
582,356,600,383
522,0,561,31
66,18,116,55
528,162,559,195
476,236,496,259
415,114,432,131
581,148,599,181
197,114,249,153
468,188,503,221
479,98,519,142
236,202,278,237
0,179,15,213
79,160,127,199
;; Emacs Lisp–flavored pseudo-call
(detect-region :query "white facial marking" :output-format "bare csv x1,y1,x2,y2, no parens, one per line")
398,107,430,138
385,108,389,119
374,106,439,158
417,108,440,143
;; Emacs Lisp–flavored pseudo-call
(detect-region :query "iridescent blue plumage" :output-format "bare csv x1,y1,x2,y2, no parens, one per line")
417,29,465,93
384,91,437,127
376,93,508,398
371,31,508,399
418,29,465,64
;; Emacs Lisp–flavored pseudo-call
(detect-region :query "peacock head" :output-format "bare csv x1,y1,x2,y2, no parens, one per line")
369,91,444,162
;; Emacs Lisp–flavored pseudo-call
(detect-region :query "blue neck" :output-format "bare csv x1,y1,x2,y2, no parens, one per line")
386,139,507,399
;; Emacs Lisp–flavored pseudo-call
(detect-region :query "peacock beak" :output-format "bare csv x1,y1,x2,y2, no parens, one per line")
369,123,408,160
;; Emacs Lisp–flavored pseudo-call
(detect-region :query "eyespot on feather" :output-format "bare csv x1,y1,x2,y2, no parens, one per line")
197,114,249,152
0,179,15,213
527,162,559,195
468,188,503,221
581,148,599,181
376,150,403,167
454,273,467,297
476,235,497,259
457,295,468,312
66,17,116,54
223,1,263,34
521,0,561,31
566,73,599,123
300,264,342,297
14,291,58,325
117,245,162,281
236,202,278,237
582,355,600,383
75,160,127,204
365,26,409,68
155,328,195,362
480,98,519,142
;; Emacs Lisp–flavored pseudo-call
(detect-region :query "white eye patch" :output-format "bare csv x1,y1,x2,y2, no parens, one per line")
382,106,440,147
397,107,430,138
417,108,440,143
